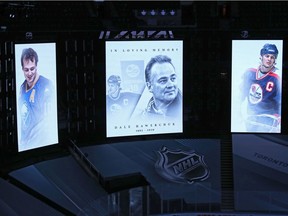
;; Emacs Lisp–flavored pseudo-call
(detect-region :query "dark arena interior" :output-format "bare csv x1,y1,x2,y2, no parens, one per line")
1,1,288,216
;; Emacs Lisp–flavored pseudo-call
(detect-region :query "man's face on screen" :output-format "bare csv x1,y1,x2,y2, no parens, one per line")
260,54,276,72
22,58,37,88
108,82,120,96
148,62,178,104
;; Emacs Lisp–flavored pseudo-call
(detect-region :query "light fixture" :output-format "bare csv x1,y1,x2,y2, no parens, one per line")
150,9,156,16
140,10,147,16
160,9,166,16
170,10,176,16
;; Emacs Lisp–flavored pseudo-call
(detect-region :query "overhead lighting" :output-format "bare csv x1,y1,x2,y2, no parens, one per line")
9,13,15,18
160,9,166,16
140,10,147,16
150,9,157,16
137,8,177,17
170,10,176,16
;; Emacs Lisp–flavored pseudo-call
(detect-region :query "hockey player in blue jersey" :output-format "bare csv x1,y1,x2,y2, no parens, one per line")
106,75,141,122
239,43,281,132
18,48,55,148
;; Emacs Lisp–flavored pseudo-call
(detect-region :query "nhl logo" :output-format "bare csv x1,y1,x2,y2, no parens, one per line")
155,146,210,184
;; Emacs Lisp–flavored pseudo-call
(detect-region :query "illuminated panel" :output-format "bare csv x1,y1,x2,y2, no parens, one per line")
106,40,183,137
15,42,58,152
231,40,283,133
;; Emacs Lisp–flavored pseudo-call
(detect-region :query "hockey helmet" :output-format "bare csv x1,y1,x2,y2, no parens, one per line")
108,75,121,86
260,43,278,58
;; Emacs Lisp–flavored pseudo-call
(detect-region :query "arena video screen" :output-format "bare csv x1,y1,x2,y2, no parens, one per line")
231,40,283,133
105,40,183,138
15,42,59,152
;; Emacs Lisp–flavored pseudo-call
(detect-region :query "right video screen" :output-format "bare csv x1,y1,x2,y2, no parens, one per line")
231,40,283,133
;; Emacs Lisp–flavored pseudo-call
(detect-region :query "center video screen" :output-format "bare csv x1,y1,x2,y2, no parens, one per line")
231,40,283,133
15,42,59,152
105,40,183,138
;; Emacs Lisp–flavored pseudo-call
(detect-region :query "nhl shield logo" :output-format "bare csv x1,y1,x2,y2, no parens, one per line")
155,146,210,184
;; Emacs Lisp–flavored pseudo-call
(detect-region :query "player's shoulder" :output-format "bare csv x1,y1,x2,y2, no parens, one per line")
39,75,51,81
268,72,280,80
242,68,256,79
245,67,257,73
37,76,54,94
20,80,26,90
38,75,53,85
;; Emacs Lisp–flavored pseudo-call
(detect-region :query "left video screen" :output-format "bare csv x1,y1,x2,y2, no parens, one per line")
15,42,58,152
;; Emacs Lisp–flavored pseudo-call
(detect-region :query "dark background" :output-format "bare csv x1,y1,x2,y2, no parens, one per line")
1,2,288,214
